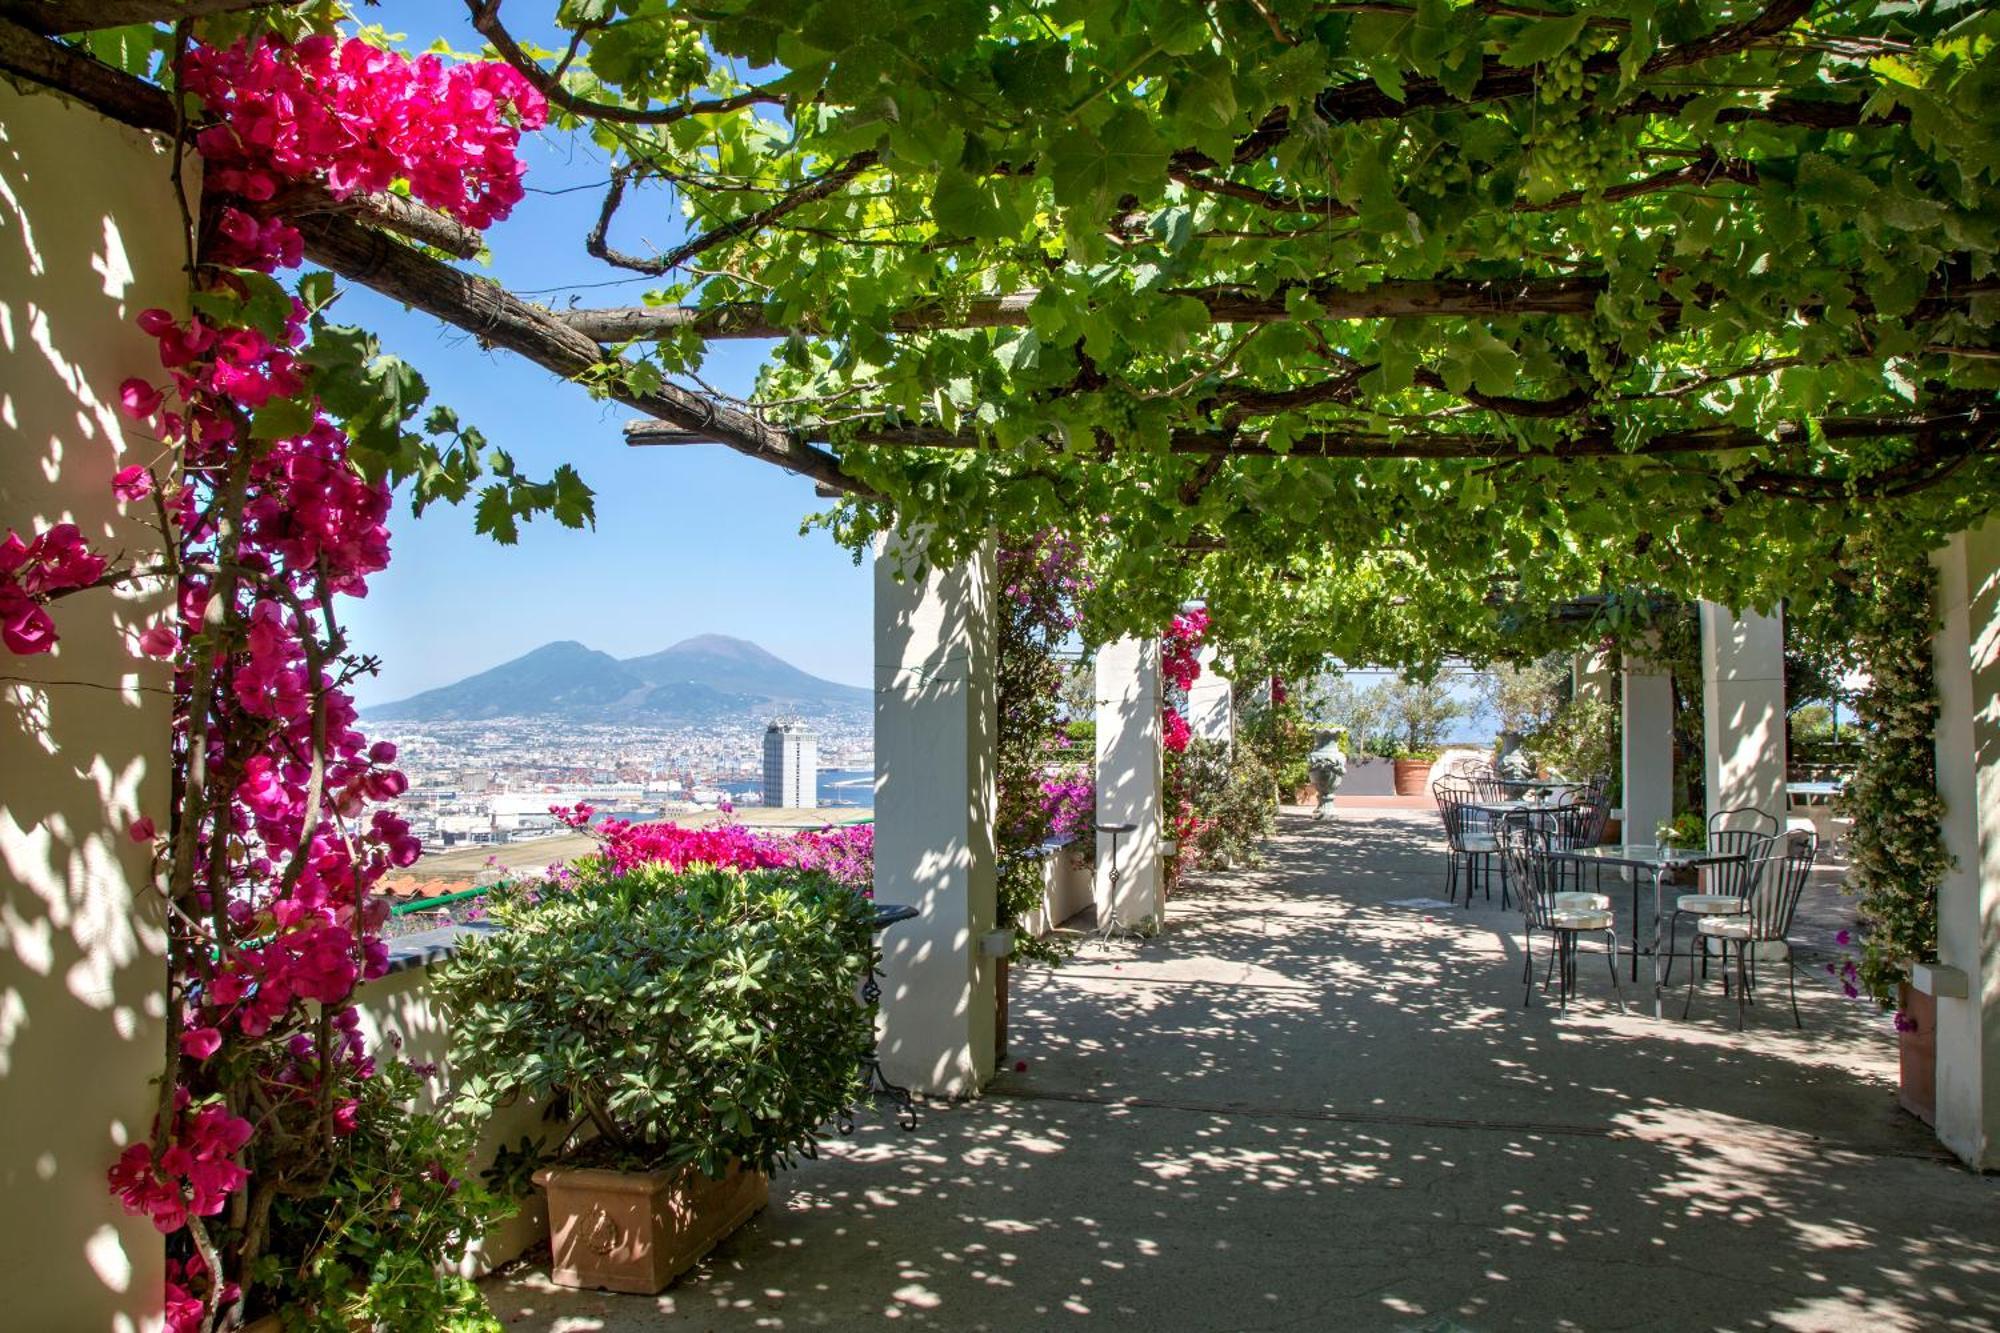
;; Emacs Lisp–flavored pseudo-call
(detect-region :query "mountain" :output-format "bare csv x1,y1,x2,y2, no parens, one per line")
363,635,866,723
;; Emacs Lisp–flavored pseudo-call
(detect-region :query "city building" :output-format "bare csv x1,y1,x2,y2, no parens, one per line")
762,721,818,808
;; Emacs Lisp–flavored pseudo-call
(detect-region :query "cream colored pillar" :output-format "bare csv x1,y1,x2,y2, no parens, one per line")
1186,644,1233,747
1095,636,1165,930
1621,650,1674,843
1700,603,1788,827
872,533,998,1097
1573,648,1613,707
1929,524,2000,1170
0,84,179,1330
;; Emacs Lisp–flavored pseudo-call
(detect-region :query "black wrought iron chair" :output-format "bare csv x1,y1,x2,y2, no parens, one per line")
1544,795,1609,893
1663,808,1780,985
1501,824,1623,1012
1682,830,1819,1028
1435,777,1499,907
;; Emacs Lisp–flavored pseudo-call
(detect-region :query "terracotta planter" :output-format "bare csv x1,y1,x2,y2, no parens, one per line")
535,1161,768,1294
1601,816,1622,844
1390,759,1433,796
1897,981,1937,1127
1290,783,1319,806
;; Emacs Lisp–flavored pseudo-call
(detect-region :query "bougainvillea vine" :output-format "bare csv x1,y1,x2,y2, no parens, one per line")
0,32,542,1332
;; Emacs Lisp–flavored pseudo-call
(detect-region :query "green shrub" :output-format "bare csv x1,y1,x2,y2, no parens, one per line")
1525,696,1618,783
257,1057,510,1332
1194,746,1279,867
434,864,877,1179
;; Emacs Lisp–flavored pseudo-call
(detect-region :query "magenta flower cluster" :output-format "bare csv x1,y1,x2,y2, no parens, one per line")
0,524,107,654
1160,606,1207,755
553,805,875,891
181,33,548,258
1038,771,1095,843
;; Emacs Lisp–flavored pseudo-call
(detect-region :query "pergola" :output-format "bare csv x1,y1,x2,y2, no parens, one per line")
4,3,2000,1326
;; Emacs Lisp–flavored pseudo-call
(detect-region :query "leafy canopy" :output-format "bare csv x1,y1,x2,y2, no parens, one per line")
205,2,2000,668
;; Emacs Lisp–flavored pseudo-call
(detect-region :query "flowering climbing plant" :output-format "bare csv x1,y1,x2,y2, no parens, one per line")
1160,608,1210,891
4,26,562,1332
995,533,1091,960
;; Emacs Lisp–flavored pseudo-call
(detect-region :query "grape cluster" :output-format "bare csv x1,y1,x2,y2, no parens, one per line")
1410,140,1477,199
1553,314,1620,390
1524,47,1621,200
1536,46,1590,107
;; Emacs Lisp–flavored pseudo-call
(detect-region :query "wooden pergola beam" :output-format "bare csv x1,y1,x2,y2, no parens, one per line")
561,273,1999,344
0,0,274,34
0,17,874,498
627,407,1994,464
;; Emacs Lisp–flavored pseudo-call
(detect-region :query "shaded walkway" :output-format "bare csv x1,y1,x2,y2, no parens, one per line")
486,809,2000,1331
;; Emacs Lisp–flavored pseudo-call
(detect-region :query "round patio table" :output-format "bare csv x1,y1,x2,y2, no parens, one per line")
1546,844,1746,1019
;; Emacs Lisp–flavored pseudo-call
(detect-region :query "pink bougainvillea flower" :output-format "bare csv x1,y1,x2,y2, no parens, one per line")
128,816,156,843
178,1027,222,1060
138,625,180,659
112,465,154,502
118,378,164,421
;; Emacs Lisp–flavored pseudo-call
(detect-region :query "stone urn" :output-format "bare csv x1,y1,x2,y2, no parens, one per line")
535,1161,768,1294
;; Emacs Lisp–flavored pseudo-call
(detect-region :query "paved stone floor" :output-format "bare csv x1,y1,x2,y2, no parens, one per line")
485,808,1999,1331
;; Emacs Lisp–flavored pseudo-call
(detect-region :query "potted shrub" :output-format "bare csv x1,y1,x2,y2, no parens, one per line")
435,862,876,1295
1388,744,1443,796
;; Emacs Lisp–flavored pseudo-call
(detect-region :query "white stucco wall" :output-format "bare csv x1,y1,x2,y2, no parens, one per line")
0,82,180,1332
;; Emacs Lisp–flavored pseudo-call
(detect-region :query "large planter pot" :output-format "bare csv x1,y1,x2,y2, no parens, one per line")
535,1161,768,1294
1390,759,1434,796
1289,783,1320,806
1897,981,1937,1127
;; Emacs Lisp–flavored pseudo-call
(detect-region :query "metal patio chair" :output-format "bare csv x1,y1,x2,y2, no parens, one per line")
1663,808,1780,985
1682,830,1819,1028
1502,825,1623,1012
1435,777,1499,907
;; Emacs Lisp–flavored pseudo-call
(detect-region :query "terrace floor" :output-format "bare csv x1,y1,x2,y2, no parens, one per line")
484,807,2000,1331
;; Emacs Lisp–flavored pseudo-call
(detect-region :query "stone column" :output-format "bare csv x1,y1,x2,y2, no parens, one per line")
1573,648,1614,708
1700,603,1788,827
1095,636,1165,930
1186,644,1233,747
1621,649,1674,843
1930,524,2000,1169
872,533,998,1097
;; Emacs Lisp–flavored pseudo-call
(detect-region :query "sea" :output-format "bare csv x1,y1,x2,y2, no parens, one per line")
718,767,875,810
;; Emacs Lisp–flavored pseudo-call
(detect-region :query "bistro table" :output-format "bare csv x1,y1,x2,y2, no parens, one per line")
1547,844,1747,1019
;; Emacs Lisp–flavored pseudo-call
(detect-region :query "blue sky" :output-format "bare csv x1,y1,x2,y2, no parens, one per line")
335,7,871,706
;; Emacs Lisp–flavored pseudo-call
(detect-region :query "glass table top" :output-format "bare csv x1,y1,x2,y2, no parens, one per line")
1549,843,1743,869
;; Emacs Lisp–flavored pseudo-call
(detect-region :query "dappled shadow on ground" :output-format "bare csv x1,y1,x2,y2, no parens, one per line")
485,809,1999,1332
